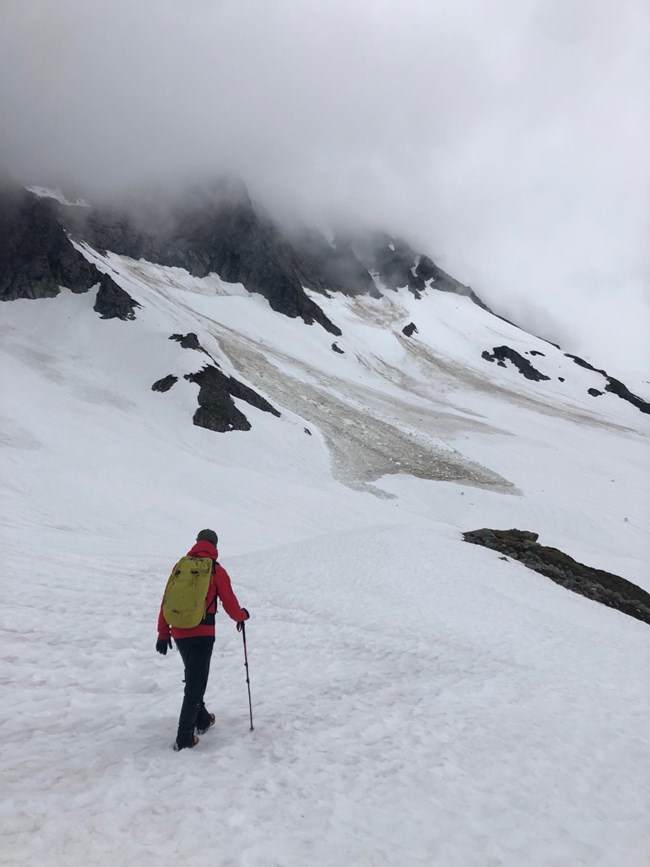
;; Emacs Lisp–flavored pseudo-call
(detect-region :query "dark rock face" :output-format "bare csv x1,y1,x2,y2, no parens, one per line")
529,350,545,357
293,230,379,298
0,184,99,301
482,346,550,381
184,364,280,433
354,235,423,295
65,187,342,336
402,322,418,337
331,342,344,354
463,528,650,626
566,353,649,415
350,233,492,310
61,182,496,334
416,255,491,310
588,388,603,397
152,375,178,392
93,272,140,320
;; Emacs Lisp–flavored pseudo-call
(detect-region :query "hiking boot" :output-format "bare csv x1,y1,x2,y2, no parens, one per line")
173,735,199,751
196,713,215,735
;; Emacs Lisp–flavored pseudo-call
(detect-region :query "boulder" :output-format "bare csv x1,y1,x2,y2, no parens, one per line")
463,527,650,626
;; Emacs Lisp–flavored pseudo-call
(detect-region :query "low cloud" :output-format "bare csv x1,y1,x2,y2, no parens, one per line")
1,0,648,371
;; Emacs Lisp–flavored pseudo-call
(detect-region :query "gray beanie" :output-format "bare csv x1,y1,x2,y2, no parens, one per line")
196,528,218,546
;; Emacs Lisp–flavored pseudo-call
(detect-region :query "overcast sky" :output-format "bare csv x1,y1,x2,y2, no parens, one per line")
1,0,648,373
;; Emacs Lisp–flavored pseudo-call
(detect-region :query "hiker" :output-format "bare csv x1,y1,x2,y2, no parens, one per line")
156,529,250,750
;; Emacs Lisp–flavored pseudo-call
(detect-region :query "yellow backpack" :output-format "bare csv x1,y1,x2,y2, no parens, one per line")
162,557,214,628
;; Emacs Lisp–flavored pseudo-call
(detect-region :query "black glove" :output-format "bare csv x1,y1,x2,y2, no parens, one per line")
236,608,250,632
156,638,173,655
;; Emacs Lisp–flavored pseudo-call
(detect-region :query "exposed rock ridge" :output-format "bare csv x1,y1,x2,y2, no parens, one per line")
463,528,650,626
481,346,550,381
60,183,494,333
350,232,491,309
64,194,342,336
566,354,649,415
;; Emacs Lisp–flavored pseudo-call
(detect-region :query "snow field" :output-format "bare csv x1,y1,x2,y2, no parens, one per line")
1,526,648,866
1,257,649,866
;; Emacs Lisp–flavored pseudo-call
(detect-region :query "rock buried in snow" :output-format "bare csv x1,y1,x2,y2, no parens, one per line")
402,322,418,337
152,375,178,393
463,528,650,626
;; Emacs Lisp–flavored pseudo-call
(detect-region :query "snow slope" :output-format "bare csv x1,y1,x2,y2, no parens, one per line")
0,253,648,867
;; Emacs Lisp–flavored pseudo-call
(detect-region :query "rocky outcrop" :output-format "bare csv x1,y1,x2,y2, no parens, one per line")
170,332,203,351
156,333,281,431
416,255,491,310
350,233,491,309
292,230,379,298
463,528,650,626
0,179,142,323
604,377,649,414
0,183,99,301
481,346,550,381
169,332,218,365
331,342,344,354
566,354,605,375
93,272,140,320
184,364,281,433
64,185,342,336
60,181,496,334
152,375,178,392
402,322,418,337
566,353,649,415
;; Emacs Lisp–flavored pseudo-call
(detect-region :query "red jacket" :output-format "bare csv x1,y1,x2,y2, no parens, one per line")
158,540,247,640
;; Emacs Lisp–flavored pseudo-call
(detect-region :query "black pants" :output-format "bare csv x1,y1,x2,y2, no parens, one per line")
175,636,215,747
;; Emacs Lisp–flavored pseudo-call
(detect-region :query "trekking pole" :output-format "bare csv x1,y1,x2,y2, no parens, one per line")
241,623,254,731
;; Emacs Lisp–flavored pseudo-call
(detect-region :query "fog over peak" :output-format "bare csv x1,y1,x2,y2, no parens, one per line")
1,0,648,372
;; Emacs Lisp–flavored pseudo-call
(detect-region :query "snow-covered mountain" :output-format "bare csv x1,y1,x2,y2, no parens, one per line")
1,179,649,867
